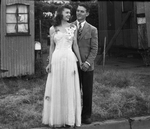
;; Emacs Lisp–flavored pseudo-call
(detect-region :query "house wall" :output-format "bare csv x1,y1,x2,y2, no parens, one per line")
98,1,139,50
107,1,115,44
136,2,150,49
114,2,123,47
98,1,108,51
113,1,138,49
145,2,150,48
130,2,138,49
0,1,1,59
114,1,150,49
1,0,34,77
97,1,150,51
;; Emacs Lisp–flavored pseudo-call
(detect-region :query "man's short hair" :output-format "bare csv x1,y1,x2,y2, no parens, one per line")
78,2,90,12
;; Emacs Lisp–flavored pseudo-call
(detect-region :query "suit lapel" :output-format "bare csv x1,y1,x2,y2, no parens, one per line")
73,21,89,40
79,22,89,40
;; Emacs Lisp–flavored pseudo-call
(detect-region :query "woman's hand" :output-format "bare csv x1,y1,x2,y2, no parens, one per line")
79,61,83,70
46,64,51,73
82,62,90,72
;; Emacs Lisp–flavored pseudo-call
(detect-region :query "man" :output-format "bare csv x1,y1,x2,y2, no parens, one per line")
74,2,98,124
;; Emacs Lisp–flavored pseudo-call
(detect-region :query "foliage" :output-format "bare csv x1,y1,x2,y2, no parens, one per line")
35,58,46,77
35,1,61,40
138,48,150,66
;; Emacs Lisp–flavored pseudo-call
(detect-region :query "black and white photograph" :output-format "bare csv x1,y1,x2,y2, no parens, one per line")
0,0,150,129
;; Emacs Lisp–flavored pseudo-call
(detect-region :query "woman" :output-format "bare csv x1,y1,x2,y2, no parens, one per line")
42,4,82,128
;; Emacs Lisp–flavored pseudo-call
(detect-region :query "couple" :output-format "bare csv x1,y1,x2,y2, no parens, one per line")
42,2,98,128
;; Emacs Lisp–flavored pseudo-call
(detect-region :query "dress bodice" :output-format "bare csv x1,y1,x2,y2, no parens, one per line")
53,25,76,50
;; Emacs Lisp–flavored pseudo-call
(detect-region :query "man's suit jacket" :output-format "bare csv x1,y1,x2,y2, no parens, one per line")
74,21,98,71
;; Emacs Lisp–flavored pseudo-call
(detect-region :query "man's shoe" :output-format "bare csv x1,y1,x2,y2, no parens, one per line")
82,118,92,124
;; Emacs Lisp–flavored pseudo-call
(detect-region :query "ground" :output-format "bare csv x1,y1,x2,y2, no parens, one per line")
1,41,150,129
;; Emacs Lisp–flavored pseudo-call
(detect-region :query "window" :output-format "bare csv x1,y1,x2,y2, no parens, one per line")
6,4,30,35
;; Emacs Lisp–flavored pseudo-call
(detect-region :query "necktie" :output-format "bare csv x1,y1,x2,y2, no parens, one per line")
78,22,82,39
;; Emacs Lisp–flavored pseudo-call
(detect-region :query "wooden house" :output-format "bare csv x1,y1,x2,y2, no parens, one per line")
0,0,35,77
97,1,150,59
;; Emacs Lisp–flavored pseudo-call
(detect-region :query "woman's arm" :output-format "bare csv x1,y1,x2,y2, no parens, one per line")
46,26,55,73
72,27,82,67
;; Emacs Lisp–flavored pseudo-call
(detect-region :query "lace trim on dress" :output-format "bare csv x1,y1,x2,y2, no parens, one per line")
65,24,76,39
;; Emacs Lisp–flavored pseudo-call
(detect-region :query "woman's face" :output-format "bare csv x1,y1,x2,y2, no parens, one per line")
62,8,71,21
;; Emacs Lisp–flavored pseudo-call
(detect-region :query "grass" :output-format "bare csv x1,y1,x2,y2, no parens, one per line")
0,76,46,129
92,68,150,121
0,65,150,129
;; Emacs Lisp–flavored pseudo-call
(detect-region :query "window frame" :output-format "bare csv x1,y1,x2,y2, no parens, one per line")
6,3,30,36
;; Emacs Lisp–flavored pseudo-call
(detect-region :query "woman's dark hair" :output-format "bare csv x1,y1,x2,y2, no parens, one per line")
52,4,72,27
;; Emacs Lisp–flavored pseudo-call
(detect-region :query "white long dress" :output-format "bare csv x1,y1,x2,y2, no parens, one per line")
42,25,81,127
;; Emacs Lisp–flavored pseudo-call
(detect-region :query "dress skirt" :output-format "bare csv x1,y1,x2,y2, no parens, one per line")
42,48,81,127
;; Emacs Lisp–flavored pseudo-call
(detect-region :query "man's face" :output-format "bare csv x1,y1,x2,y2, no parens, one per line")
76,5,89,21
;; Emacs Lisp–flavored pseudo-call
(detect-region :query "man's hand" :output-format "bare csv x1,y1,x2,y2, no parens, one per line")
46,64,51,73
82,62,90,72
79,61,83,70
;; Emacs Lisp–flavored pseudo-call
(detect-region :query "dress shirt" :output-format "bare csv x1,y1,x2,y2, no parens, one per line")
77,20,86,29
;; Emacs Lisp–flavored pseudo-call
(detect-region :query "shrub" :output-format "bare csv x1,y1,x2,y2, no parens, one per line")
35,58,46,77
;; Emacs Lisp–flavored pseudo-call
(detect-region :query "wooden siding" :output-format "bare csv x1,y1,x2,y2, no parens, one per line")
107,1,115,44
98,1,150,50
0,1,1,62
122,13,131,48
113,2,138,49
1,0,34,77
98,1,108,49
136,2,150,49
114,2,123,47
136,2,145,14
145,2,150,47
130,2,138,49
98,1,139,50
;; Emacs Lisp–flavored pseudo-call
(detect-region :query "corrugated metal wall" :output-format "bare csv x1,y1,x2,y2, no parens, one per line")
1,0,35,77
